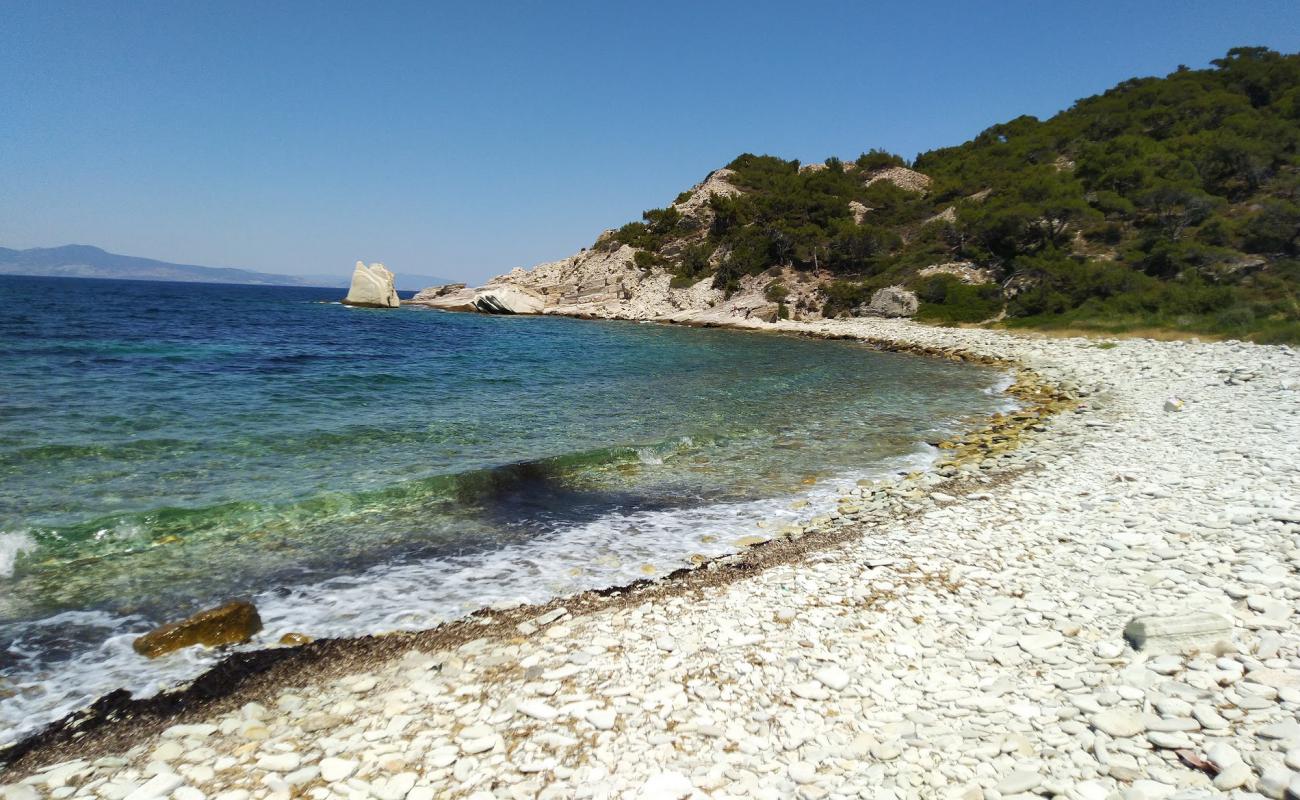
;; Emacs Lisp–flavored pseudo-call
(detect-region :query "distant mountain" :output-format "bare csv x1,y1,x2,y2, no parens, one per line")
0,245,456,291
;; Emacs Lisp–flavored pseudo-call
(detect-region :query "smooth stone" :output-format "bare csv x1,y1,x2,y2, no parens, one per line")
1018,631,1064,651
792,682,830,701
1146,730,1193,749
813,666,850,691
518,700,559,721
996,770,1041,794
1092,709,1146,737
255,754,300,773
1212,763,1251,791
788,763,817,785
323,759,361,780
123,774,184,800
1192,705,1228,729
640,772,696,799
1258,766,1293,799
586,709,617,731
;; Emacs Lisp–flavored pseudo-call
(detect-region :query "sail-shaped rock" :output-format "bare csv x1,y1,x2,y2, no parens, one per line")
342,261,400,308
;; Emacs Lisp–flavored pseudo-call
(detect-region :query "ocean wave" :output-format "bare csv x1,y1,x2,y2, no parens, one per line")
0,445,935,746
0,531,35,580
0,434,717,570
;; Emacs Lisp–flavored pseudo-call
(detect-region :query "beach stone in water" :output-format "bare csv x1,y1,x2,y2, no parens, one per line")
132,600,262,658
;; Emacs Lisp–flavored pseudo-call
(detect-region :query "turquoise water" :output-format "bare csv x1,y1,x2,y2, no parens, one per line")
0,275,1008,742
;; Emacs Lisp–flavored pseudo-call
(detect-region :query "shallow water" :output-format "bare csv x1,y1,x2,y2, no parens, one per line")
0,275,1009,743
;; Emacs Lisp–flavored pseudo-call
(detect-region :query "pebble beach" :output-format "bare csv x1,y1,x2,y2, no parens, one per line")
4,318,1300,800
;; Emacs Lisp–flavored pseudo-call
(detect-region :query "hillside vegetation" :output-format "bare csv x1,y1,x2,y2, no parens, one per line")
597,47,1300,341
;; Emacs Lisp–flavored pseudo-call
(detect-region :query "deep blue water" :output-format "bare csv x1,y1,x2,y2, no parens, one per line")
0,274,1008,742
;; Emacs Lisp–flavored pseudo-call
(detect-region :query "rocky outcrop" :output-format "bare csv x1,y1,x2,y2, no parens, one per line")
864,166,932,193
918,261,998,285
133,600,262,659
670,169,742,228
856,286,919,318
409,283,466,303
410,250,826,325
924,206,957,226
473,286,545,315
848,201,872,224
342,262,400,308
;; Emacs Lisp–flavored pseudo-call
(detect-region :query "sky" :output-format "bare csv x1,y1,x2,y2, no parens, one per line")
2,1,1297,285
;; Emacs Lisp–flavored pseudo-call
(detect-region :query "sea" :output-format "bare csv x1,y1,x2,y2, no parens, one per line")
0,274,1012,743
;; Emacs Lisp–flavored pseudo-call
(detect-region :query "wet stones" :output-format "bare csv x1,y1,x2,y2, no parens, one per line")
132,600,262,659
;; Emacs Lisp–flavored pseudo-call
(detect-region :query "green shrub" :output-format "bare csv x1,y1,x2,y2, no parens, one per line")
821,280,869,317
913,276,1003,323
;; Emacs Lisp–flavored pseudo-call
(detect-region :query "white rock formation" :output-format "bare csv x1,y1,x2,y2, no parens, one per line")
858,285,919,318
472,285,545,315
669,169,742,228
918,261,998,285
342,262,400,308
864,166,933,193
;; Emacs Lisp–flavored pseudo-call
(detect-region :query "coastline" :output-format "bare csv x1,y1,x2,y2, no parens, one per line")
4,316,1299,799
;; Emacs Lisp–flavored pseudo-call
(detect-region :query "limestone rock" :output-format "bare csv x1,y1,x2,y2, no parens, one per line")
1091,709,1146,737
1122,611,1232,654
342,261,400,308
669,168,742,228
473,286,545,315
409,283,467,303
857,286,919,318
918,262,998,285
133,600,262,658
864,166,932,193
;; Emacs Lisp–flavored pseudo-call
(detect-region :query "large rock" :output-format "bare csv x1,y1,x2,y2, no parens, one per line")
857,286,919,318
473,286,545,315
1122,612,1233,655
133,600,263,658
342,261,400,308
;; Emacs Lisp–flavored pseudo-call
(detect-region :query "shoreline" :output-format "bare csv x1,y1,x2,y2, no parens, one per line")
3,315,1298,799
1,319,1054,772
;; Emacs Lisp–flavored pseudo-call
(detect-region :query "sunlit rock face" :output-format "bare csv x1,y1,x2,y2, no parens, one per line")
343,262,400,308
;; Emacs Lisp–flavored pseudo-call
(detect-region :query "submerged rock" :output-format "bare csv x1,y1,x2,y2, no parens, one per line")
133,600,263,658
342,261,400,308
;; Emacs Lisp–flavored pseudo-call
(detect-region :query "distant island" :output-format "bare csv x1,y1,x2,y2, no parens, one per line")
0,244,453,292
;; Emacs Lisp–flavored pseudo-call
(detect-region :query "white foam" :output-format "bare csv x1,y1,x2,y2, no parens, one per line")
985,372,1020,412
0,447,937,745
0,531,35,579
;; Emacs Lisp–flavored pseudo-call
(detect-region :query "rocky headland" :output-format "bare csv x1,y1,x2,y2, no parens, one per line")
406,167,925,325
4,316,1298,800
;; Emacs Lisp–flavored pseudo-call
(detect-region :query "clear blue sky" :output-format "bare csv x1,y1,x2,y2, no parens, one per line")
2,1,1296,284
